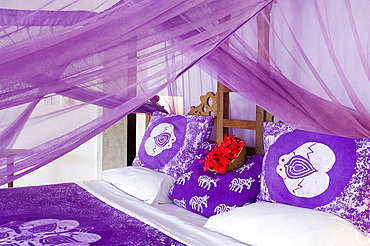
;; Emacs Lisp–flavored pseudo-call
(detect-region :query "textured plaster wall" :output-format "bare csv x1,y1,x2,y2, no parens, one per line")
98,117,128,171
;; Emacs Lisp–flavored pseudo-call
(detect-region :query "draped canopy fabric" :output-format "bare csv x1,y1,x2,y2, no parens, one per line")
0,0,369,185
214,0,370,137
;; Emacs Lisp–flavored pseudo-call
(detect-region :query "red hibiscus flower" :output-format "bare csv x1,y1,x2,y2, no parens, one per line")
202,135,245,174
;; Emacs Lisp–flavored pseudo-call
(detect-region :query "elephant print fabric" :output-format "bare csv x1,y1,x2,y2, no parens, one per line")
258,122,370,236
169,142,264,218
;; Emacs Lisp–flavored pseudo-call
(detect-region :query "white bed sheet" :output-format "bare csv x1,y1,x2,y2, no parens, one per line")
77,180,248,246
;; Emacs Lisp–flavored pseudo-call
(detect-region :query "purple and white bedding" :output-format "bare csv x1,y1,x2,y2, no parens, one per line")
0,182,184,246
0,181,246,246
79,180,247,246
2,117,368,246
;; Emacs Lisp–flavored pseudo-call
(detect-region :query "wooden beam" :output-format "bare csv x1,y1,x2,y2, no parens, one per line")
214,118,256,130
145,114,151,128
216,82,229,143
255,106,265,155
255,4,273,155
257,4,272,63
264,111,274,122
223,87,233,93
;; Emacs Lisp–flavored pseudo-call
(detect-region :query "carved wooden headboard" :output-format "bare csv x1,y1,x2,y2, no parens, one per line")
188,82,273,155
145,82,273,155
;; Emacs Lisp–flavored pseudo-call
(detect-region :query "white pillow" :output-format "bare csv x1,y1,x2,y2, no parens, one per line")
204,202,370,246
99,166,175,204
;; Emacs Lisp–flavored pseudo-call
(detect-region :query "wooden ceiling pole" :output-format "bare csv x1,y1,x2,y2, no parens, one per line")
255,3,274,155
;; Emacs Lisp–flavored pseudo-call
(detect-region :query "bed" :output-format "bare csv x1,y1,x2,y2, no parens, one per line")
1,83,369,246
0,181,246,245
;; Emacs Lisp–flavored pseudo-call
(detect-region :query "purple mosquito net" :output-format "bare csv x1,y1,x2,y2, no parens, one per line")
208,0,370,138
0,0,273,185
0,0,369,185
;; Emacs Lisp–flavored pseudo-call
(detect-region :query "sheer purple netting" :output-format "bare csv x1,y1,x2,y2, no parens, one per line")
1,0,369,185
167,0,369,138
0,0,272,185
207,0,370,137
0,8,97,26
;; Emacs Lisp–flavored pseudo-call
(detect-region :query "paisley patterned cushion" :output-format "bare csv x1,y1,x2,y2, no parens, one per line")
169,142,263,218
258,122,370,236
132,111,213,178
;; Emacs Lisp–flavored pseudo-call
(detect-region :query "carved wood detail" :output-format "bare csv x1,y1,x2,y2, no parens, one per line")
187,86,274,155
188,91,217,117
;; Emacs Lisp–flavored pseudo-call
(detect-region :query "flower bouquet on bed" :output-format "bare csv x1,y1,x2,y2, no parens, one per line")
202,135,246,174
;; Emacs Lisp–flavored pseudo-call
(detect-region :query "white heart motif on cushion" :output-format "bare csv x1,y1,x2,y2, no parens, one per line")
276,142,336,198
145,123,176,156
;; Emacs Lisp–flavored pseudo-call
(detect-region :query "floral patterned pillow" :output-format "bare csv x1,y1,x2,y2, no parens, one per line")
169,141,264,218
132,111,213,178
257,122,370,236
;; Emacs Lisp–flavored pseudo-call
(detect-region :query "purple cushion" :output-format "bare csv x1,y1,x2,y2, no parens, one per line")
132,111,213,178
169,141,263,218
258,122,370,235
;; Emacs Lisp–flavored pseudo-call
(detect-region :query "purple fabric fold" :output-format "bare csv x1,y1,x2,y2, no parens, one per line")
0,8,96,26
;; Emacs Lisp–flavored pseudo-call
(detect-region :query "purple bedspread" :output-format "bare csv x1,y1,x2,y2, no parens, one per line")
0,183,184,245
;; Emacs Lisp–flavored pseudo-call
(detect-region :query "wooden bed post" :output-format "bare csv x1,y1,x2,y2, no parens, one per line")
0,149,25,188
188,2,275,154
184,2,276,154
255,106,265,155
145,114,151,128
255,3,274,155
216,82,230,143
6,154,14,188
